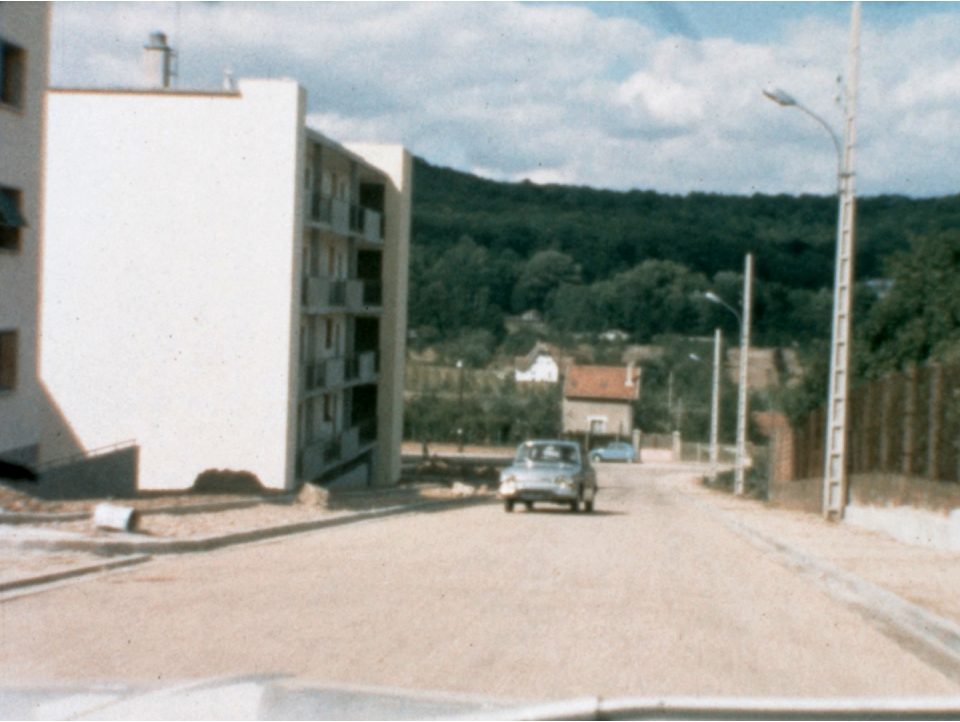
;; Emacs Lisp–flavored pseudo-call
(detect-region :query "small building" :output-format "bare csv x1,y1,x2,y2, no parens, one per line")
514,342,562,384
40,35,411,492
562,364,640,437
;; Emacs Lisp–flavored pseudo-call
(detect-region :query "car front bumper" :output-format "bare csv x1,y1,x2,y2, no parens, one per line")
498,482,578,502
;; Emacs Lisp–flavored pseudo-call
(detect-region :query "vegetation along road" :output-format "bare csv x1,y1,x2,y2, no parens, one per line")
2,464,958,705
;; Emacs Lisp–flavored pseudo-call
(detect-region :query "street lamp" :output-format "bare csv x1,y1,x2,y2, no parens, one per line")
703,253,753,495
668,353,704,431
709,329,722,482
762,2,861,520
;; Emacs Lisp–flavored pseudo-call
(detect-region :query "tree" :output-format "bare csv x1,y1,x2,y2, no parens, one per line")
511,250,581,313
859,230,960,375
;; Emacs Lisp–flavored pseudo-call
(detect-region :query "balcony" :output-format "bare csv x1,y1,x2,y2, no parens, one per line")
300,361,327,395
302,276,364,312
344,279,364,309
304,190,382,244
305,191,333,225
344,350,378,384
325,356,345,387
303,352,377,395
363,209,383,244
331,198,350,235
298,426,364,481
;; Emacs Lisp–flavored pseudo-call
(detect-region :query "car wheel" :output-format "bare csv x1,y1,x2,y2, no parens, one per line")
584,498,594,513
505,500,514,512
524,501,534,511
569,499,579,512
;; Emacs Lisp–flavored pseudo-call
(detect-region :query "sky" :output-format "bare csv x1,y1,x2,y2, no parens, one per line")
49,2,960,198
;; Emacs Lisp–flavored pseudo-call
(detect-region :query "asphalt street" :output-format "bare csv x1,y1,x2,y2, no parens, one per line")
2,464,958,708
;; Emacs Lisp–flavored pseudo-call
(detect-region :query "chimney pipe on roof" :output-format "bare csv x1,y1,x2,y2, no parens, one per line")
143,31,173,89
625,361,635,387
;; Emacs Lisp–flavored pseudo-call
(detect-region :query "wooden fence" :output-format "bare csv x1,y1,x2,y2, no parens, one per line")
788,364,960,484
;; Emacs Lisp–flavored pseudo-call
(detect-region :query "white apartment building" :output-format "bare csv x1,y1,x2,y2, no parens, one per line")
41,41,411,491
0,4,48,469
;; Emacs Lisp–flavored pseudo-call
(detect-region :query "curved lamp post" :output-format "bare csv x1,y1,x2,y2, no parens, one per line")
762,2,861,520
704,253,753,495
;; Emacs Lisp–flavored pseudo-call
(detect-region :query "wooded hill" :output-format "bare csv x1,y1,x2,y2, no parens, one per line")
409,157,960,352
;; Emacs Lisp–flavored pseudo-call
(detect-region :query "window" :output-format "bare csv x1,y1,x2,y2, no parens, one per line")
0,40,25,108
0,330,17,391
0,187,25,251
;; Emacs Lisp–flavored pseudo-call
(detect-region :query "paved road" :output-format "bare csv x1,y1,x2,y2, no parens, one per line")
2,464,958,706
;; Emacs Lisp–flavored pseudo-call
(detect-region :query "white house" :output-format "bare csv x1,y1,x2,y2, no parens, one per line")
40,37,411,492
514,342,561,384
0,4,48,471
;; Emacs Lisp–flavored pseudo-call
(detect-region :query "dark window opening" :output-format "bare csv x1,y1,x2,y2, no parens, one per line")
0,187,25,251
0,330,18,391
0,40,25,108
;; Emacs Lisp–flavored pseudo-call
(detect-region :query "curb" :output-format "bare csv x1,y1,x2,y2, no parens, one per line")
685,487,960,678
0,554,151,594
0,510,88,525
13,495,494,557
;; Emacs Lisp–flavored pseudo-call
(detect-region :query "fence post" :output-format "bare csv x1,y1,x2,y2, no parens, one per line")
928,364,943,480
878,374,893,472
902,365,918,476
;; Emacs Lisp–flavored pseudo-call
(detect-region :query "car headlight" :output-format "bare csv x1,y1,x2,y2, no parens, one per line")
555,475,574,488
500,474,516,485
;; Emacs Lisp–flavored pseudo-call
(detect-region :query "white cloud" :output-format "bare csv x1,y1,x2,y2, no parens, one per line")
50,2,960,197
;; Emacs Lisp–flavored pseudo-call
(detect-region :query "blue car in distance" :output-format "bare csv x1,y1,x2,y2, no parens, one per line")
589,441,637,464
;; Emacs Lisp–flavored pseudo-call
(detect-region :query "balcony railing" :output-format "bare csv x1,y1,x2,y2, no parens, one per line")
304,191,383,244
298,426,364,481
344,350,378,384
304,353,373,394
331,198,350,235
302,276,361,311
306,191,333,225
363,209,383,244
301,361,326,394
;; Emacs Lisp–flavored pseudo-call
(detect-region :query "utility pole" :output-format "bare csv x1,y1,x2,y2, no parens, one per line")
710,327,721,481
734,253,753,496
457,359,465,452
823,2,861,520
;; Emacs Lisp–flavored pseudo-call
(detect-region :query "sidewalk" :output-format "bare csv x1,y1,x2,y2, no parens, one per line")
0,483,494,593
675,466,960,673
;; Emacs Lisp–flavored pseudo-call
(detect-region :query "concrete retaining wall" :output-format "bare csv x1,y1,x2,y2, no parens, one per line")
32,446,138,499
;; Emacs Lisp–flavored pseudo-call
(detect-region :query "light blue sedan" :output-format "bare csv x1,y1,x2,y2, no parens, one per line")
589,441,637,464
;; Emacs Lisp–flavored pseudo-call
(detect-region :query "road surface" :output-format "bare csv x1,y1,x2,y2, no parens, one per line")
2,463,958,706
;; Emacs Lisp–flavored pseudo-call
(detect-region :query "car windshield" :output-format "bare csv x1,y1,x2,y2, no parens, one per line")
516,443,579,465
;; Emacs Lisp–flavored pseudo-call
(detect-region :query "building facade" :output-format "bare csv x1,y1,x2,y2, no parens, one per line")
0,4,48,469
562,364,640,438
514,342,562,384
41,73,411,491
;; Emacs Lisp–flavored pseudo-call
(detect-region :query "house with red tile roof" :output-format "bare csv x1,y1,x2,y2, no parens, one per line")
562,364,640,438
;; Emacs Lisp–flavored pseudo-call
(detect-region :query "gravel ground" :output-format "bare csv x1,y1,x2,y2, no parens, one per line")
9,482,493,541
0,484,279,515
